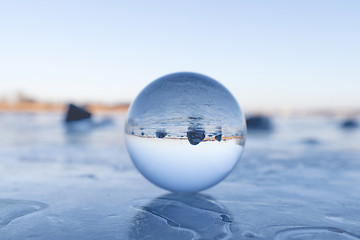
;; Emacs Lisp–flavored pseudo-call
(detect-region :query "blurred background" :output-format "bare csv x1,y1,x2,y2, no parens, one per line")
0,1,360,239
0,0,359,116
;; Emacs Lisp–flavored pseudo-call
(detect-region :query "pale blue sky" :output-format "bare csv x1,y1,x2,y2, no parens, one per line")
0,1,359,110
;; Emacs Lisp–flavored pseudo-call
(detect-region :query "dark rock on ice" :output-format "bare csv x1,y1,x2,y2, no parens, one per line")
155,130,167,138
64,104,92,122
341,118,358,129
64,103,113,132
187,129,205,145
214,126,222,142
215,134,222,142
246,115,273,131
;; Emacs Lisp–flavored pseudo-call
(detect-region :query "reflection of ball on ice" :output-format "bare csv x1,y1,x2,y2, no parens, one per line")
125,72,246,192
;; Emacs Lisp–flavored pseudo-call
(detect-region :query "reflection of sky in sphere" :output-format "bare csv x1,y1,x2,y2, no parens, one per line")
126,135,244,192
125,72,246,139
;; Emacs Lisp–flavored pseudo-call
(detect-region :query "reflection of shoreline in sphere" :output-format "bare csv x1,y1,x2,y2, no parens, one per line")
129,193,234,240
125,72,246,140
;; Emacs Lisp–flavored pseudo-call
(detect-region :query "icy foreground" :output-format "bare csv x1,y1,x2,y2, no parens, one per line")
0,113,359,239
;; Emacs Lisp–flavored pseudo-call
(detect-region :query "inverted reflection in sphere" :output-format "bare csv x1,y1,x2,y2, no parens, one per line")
125,72,246,192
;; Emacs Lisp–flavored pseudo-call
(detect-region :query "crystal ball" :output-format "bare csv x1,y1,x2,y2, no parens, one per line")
125,72,246,192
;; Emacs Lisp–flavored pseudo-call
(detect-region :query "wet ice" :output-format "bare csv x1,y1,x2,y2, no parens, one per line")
0,109,360,240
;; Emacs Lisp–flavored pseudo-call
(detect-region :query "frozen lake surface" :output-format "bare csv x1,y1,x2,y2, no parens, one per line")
0,112,359,239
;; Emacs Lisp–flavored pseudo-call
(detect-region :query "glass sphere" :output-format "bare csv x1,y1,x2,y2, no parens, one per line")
125,72,246,192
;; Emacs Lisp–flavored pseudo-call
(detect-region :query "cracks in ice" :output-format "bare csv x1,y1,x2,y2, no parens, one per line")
275,227,360,240
130,196,233,240
0,199,48,228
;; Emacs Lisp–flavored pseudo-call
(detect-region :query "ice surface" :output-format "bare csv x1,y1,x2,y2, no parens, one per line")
275,227,360,240
0,199,48,227
0,113,359,239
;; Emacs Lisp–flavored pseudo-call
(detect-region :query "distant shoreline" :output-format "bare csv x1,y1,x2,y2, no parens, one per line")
0,102,130,113
0,102,359,118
